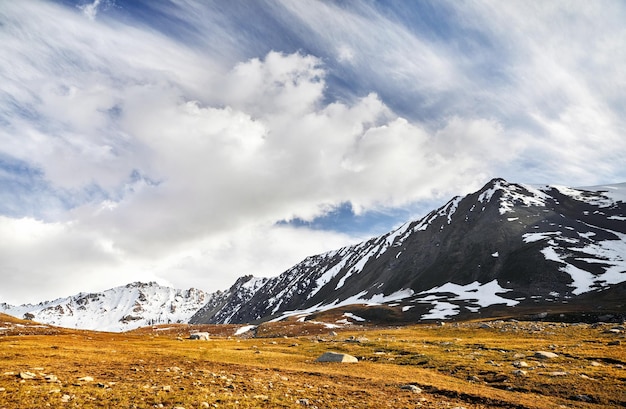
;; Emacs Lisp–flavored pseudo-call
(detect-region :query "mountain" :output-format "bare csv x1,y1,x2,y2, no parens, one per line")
0,282,212,332
190,178,626,325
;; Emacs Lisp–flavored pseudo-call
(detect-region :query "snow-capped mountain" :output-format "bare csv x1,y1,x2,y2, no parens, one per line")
0,282,212,332
191,178,626,324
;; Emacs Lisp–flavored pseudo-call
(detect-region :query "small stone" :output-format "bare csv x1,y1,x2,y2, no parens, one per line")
162,385,171,392
0,387,5,392
574,394,593,402
200,403,210,408
296,398,310,406
534,351,559,359
400,384,422,393
61,394,71,403
316,352,358,363
77,376,94,382
546,371,568,377
513,361,529,368
512,369,527,376
19,371,37,380
44,374,58,383
253,395,269,400
590,361,602,367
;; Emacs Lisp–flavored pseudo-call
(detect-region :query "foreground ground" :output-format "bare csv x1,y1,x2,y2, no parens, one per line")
0,314,624,408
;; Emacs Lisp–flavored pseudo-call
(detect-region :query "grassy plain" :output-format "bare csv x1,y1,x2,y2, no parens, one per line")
1,314,624,408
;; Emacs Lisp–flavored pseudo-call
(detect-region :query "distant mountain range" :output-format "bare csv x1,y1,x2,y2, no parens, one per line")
0,282,210,332
2,178,625,331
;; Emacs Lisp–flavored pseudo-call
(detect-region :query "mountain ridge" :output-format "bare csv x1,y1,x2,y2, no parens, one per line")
2,178,625,331
190,178,626,324
0,281,213,332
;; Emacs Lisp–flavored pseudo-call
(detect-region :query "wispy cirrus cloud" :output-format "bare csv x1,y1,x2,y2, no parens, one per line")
0,0,624,303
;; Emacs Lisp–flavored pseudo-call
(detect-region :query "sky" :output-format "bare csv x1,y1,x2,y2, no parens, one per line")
1,0,625,304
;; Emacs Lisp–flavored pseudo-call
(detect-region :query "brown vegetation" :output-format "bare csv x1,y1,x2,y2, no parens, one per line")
1,313,625,408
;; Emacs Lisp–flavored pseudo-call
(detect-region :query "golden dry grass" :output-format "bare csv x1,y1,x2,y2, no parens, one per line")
0,314,625,408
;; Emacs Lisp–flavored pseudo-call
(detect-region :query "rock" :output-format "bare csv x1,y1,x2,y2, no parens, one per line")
77,376,94,382
19,371,37,380
546,371,568,377
329,331,338,337
315,352,358,363
608,340,621,346
400,384,422,393
61,394,71,403
512,369,527,376
296,398,310,406
44,374,58,383
478,323,492,329
513,361,529,368
574,394,593,402
534,351,558,359
189,332,210,340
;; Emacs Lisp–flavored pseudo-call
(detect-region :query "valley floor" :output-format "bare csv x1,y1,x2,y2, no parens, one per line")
0,318,625,408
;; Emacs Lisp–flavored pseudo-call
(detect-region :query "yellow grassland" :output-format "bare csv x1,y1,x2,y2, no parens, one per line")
0,315,624,408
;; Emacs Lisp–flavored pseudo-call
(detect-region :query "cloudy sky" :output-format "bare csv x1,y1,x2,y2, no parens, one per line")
1,0,625,304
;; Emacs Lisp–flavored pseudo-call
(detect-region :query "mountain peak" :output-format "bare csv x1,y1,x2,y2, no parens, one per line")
191,178,626,325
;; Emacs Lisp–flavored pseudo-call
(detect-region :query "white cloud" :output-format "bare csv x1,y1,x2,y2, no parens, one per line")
0,1,625,304
79,0,103,21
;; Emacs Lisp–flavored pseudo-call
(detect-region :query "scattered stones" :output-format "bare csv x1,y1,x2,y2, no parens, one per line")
400,384,422,393
534,351,558,359
315,352,358,363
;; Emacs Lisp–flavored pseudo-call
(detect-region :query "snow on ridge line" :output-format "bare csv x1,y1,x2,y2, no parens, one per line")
271,288,415,322
0,282,211,332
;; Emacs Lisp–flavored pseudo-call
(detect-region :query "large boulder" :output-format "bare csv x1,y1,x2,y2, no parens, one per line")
189,332,210,340
315,352,358,363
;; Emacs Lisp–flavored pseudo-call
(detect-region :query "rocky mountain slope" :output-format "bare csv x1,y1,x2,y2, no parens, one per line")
190,178,626,324
0,282,212,332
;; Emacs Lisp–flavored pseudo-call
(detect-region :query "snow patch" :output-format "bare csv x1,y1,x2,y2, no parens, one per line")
234,325,256,336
